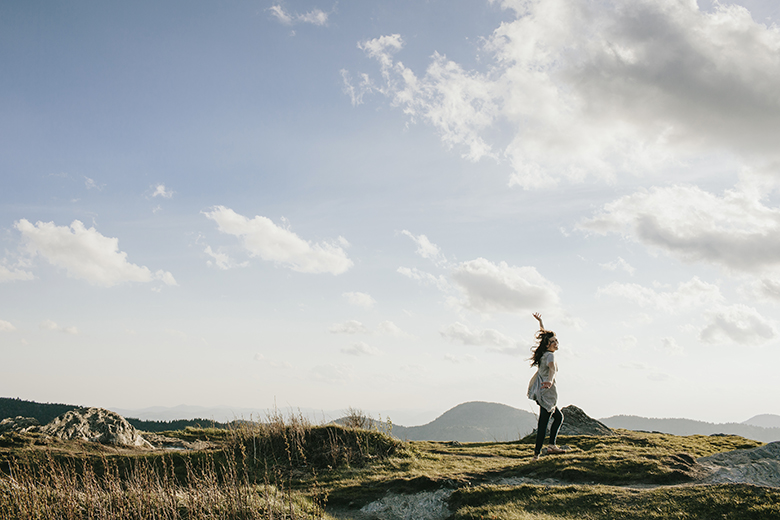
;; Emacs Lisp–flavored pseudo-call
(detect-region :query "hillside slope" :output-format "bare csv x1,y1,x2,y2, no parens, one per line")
601,414,780,443
391,401,537,442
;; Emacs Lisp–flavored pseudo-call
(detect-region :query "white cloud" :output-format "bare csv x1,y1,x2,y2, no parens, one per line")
600,257,635,276
0,263,34,283
740,278,780,302
451,258,560,314
580,184,780,275
268,5,329,26
598,276,723,311
659,336,683,356
401,230,446,265
329,320,368,334
615,335,638,350
341,342,381,356
699,304,777,344
84,177,103,190
151,184,173,198
15,219,177,288
440,321,514,347
444,353,480,364
254,353,292,369
310,364,353,384
203,206,352,275
340,69,375,106
353,0,780,187
397,266,450,292
342,291,375,308
0,320,16,332
377,320,412,339
204,246,248,270
40,320,78,334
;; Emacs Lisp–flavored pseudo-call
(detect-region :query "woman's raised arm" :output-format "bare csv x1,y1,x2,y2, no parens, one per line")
533,312,544,330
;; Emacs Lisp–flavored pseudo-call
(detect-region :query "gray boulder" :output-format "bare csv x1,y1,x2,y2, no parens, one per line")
0,416,41,434
698,441,780,487
41,407,152,448
558,405,615,436
532,405,615,437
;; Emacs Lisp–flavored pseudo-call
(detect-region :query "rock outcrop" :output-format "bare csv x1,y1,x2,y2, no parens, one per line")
41,407,152,448
532,405,615,437
0,416,41,434
558,405,615,436
698,441,780,487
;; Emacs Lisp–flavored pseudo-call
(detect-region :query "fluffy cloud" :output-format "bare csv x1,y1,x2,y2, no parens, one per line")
310,364,353,384
699,304,777,344
451,258,560,313
659,337,683,356
253,353,292,369
329,320,369,334
740,278,780,302
377,321,412,338
343,292,375,308
15,219,177,288
341,342,381,356
40,320,78,334
203,206,352,275
0,263,34,283
397,266,450,291
598,277,723,311
401,230,446,265
352,0,780,187
204,246,248,270
440,322,514,347
580,184,780,274
0,320,16,332
600,257,635,276
268,5,328,26
151,184,173,198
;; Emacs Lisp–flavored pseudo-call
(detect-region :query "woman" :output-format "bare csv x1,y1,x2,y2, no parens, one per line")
527,312,565,460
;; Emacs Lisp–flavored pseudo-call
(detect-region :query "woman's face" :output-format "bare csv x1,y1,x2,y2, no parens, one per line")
547,337,559,352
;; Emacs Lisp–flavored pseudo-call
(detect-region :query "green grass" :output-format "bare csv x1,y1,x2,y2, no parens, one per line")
449,483,780,520
0,421,776,519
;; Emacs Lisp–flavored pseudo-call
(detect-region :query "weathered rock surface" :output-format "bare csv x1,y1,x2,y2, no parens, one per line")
334,490,453,520
558,405,615,436
141,432,215,451
41,407,152,448
698,441,780,487
0,416,41,434
534,405,615,437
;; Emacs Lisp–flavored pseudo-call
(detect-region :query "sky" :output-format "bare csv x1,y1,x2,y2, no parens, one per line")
2,0,780,426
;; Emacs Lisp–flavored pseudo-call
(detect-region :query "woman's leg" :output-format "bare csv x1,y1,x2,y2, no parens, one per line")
534,406,552,456
548,407,564,446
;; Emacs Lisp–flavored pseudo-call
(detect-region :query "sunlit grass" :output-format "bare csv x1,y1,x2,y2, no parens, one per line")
0,415,775,519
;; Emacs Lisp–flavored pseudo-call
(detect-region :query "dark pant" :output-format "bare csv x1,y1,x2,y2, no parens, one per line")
535,406,564,455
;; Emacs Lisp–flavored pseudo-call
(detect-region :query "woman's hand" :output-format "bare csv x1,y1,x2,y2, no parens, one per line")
533,312,544,330
541,381,552,389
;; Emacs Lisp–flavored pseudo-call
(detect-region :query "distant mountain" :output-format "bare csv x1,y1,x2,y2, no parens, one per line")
601,415,780,443
743,414,780,429
388,401,537,442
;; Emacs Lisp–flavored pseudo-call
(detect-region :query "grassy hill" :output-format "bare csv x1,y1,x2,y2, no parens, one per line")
390,401,537,442
602,414,780,443
2,411,778,519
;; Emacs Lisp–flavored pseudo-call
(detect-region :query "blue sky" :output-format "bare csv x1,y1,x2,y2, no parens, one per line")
2,0,780,425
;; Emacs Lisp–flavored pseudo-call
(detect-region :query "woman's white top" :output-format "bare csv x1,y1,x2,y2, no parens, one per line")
527,351,558,413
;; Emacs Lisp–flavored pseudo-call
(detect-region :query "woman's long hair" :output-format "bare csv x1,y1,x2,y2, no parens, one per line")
530,330,556,367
